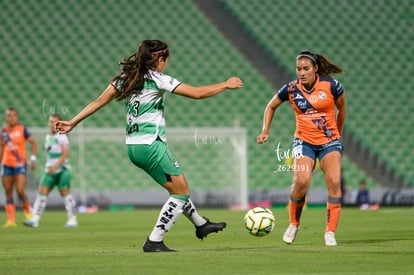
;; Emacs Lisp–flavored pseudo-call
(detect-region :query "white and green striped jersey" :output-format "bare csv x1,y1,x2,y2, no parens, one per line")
44,133,70,173
112,70,181,145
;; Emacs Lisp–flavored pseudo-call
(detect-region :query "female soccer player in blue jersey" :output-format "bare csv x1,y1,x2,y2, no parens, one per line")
56,40,243,252
1,107,37,227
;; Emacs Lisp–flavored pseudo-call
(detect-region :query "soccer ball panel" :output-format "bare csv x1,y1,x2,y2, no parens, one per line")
244,207,275,237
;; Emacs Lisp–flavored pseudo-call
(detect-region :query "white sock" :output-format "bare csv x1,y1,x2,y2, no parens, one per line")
63,194,77,219
32,194,47,222
183,199,207,227
149,196,186,242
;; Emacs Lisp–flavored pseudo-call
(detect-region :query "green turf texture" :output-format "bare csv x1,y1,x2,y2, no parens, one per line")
0,207,413,274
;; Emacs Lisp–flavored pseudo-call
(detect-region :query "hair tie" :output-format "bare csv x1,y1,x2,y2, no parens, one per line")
150,48,168,55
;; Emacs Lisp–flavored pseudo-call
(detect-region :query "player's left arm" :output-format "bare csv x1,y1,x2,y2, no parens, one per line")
335,93,346,136
56,84,117,134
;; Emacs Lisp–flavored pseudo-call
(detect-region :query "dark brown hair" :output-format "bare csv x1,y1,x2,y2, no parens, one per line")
296,50,344,77
112,40,169,100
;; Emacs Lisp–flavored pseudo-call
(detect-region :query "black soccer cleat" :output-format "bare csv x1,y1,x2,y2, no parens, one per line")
142,238,176,252
195,218,227,240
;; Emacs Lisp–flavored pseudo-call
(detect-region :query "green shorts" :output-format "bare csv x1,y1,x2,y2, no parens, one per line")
40,168,72,190
127,141,182,185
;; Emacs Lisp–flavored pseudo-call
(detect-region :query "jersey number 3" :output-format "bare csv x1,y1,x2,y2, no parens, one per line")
126,100,140,135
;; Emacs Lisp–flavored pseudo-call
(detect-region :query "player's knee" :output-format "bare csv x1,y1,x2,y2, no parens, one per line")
326,177,341,195
162,178,189,195
325,175,340,188
293,174,311,188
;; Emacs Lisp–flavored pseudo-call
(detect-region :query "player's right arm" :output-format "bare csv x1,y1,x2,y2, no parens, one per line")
174,77,243,99
257,94,284,144
56,85,117,134
48,140,69,174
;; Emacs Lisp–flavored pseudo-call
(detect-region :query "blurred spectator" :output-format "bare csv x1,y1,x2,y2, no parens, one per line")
356,179,379,210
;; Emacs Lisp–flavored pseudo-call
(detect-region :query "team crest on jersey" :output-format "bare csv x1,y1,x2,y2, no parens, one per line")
318,91,327,100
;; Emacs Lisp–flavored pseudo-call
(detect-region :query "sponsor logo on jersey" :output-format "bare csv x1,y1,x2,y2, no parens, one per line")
309,95,318,104
294,93,304,99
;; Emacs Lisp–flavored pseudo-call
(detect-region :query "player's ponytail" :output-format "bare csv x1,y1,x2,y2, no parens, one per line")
315,53,344,77
297,50,344,77
113,40,169,100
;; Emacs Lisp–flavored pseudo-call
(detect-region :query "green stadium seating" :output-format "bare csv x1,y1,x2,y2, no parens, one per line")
223,0,414,187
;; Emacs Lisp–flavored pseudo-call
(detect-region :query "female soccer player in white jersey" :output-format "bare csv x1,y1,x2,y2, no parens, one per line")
55,39,243,252
24,114,77,228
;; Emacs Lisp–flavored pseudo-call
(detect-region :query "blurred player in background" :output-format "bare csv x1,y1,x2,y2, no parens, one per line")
257,50,346,246
0,107,37,227
24,114,77,228
55,39,243,252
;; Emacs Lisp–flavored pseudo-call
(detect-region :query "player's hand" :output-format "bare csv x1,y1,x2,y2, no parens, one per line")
48,166,56,174
257,133,269,144
225,77,243,89
55,121,74,134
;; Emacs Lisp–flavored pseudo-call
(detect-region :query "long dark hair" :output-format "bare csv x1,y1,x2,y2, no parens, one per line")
296,50,344,77
112,40,169,101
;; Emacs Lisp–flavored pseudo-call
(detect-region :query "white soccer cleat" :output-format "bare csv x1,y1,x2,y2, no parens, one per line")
283,224,299,244
64,217,78,228
324,231,337,246
23,220,39,228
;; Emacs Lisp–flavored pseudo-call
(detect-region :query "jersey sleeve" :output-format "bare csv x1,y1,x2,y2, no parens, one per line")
23,126,31,139
331,79,344,100
58,134,69,150
157,73,181,93
110,74,126,93
276,84,289,102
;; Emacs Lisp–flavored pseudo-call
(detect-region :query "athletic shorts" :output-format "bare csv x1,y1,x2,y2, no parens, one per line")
40,168,72,190
292,137,343,161
1,164,27,176
127,140,182,185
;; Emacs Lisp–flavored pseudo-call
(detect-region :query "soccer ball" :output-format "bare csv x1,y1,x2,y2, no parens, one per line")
244,207,275,237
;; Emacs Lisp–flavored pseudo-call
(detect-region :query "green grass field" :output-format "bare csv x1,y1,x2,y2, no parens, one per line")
1,207,413,274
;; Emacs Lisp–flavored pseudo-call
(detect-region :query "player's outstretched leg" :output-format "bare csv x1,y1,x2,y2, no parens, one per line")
143,195,187,252
183,199,226,240
24,194,47,228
